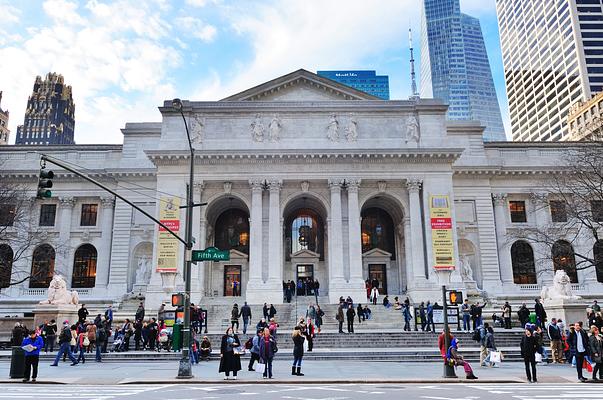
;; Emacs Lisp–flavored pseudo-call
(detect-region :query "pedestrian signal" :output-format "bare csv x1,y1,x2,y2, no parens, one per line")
448,290,463,305
171,293,184,307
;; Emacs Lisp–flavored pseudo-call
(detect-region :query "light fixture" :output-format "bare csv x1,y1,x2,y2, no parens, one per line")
172,98,183,111
239,231,249,246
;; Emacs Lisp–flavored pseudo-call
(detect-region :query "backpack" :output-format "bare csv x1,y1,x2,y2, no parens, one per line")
97,328,106,342
272,340,278,354
472,329,481,342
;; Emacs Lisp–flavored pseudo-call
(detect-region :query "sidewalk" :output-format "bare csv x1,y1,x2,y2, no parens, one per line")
0,359,585,385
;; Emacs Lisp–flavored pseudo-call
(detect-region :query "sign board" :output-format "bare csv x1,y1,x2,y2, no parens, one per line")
433,308,459,325
192,247,230,262
429,195,455,271
156,197,181,272
163,310,176,327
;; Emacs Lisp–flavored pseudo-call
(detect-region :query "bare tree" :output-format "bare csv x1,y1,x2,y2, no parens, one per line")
512,142,603,281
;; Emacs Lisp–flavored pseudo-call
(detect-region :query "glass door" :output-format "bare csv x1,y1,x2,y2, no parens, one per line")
224,265,242,296
368,264,387,295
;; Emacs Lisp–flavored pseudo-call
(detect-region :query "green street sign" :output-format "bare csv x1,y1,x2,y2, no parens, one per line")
192,247,230,262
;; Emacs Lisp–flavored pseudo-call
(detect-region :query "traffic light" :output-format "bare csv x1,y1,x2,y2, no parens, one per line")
448,290,463,305
37,168,54,199
171,293,184,307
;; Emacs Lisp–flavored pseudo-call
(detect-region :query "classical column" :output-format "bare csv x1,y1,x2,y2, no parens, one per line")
96,197,115,288
267,180,282,285
406,179,427,282
493,193,514,284
199,218,207,296
346,179,364,283
192,182,204,297
403,218,412,291
328,179,345,302
57,197,75,280
248,179,264,288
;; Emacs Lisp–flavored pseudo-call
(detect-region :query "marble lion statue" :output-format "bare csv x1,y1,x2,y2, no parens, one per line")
540,270,581,300
39,274,79,305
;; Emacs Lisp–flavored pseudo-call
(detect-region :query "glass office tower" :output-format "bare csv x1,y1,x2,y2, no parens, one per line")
421,0,506,141
317,70,390,100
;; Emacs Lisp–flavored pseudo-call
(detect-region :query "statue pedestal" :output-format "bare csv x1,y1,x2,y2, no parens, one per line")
543,299,588,326
33,304,79,329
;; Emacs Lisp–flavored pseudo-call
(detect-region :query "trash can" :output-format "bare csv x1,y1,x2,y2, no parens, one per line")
172,323,182,352
9,346,25,379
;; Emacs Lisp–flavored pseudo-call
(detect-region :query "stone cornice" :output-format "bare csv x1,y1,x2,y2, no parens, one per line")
0,169,156,180
453,166,567,176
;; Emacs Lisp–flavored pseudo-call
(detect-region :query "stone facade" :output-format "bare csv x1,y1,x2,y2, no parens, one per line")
0,91,9,145
0,69,602,312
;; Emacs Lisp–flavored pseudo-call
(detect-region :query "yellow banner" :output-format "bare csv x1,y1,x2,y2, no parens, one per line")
429,195,455,271
156,197,181,272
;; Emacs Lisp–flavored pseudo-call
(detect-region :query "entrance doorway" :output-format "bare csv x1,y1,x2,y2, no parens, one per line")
368,264,387,295
296,264,314,296
224,265,241,296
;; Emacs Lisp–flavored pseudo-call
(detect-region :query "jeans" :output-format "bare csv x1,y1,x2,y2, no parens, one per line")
44,335,55,352
248,352,260,370
53,342,77,365
524,359,537,381
427,315,435,332
576,352,586,379
404,319,411,331
293,356,302,367
77,346,86,363
347,319,354,333
243,318,249,334
338,321,344,333
24,355,39,380
463,315,470,331
504,317,511,329
95,344,102,361
263,357,273,378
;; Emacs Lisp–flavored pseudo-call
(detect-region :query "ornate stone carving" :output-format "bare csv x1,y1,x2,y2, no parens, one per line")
405,178,422,192
193,181,205,194
530,192,548,204
268,114,282,142
100,197,115,209
135,255,152,285
328,178,344,190
250,114,265,142
377,180,387,193
345,114,358,142
540,270,582,300
191,115,205,144
326,113,339,142
300,181,310,192
460,255,474,282
249,179,265,191
81,230,90,242
492,193,508,206
59,197,75,209
39,274,79,305
223,181,232,194
267,179,282,192
405,114,420,143
346,178,361,192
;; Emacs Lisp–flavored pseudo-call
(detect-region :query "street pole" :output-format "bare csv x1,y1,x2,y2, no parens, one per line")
442,283,457,378
174,98,194,379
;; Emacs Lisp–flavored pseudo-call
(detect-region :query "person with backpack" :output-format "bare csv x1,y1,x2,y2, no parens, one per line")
483,326,498,367
76,329,88,363
230,304,240,332
471,322,488,367
291,326,305,376
51,320,78,366
258,327,277,379
247,330,262,371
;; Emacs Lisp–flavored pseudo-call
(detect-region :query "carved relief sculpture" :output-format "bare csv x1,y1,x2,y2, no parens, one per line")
326,113,339,142
135,256,151,285
460,255,474,282
405,114,420,143
345,114,358,142
268,115,282,142
191,115,205,144
250,114,265,142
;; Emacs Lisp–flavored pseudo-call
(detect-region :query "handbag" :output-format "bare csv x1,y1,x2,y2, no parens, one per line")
254,362,266,373
535,352,543,363
83,337,90,347
490,350,502,363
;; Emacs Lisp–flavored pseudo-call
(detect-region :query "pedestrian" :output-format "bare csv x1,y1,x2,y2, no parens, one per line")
589,325,603,381
200,336,212,361
78,304,89,324
256,317,268,332
426,301,435,332
292,326,305,376
357,303,364,324
534,298,547,329
262,303,269,320
157,303,165,321
11,322,27,346
218,327,241,380
76,329,87,363
306,303,317,325
268,317,279,336
86,321,96,353
336,304,345,333
365,279,371,301
95,321,105,362
122,318,133,352
471,302,484,329
230,303,240,332
447,338,478,379
147,318,158,351
370,287,379,305
346,304,356,333
315,305,324,333
547,318,563,363
306,319,315,351
403,303,412,331
43,319,57,353
101,315,111,353
502,301,512,329
569,322,590,382
520,326,539,383
269,304,277,320
240,301,252,334
105,305,114,328
461,300,471,331
133,320,142,350
135,302,145,322
314,279,320,299
483,326,498,367
419,302,426,331
247,330,262,371
51,320,78,366
438,327,454,360
258,327,277,379
517,303,530,328
20,329,43,382
534,326,548,364
593,300,601,313
478,323,489,367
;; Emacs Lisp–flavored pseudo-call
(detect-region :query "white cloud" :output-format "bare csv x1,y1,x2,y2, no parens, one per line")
0,0,21,25
185,0,217,7
176,16,217,42
43,0,86,25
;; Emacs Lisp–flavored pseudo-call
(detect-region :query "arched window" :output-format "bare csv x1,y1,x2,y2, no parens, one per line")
72,244,97,288
361,208,395,259
511,241,537,284
30,244,55,288
0,244,13,288
552,240,578,283
594,240,603,283
214,209,250,255
285,208,324,260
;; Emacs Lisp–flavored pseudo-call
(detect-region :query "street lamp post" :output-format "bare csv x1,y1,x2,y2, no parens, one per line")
173,98,195,379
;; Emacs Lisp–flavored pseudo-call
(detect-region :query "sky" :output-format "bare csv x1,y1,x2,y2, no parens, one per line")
0,0,508,144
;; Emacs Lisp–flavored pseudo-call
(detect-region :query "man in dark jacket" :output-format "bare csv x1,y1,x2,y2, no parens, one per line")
51,321,78,366
569,322,590,382
135,302,145,322
240,302,252,334
517,303,530,328
534,299,547,328
346,306,356,333
78,304,89,323
43,320,57,353
547,318,563,363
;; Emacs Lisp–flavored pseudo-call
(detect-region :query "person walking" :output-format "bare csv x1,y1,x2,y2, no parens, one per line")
258,327,277,379
589,325,603,381
447,339,478,379
76,329,87,364
346,305,356,333
21,330,43,382
105,305,114,328
230,304,240,332
534,298,547,329
78,304,89,324
520,327,539,383
370,287,378,305
269,304,277,320
569,322,590,382
534,326,548,363
478,323,489,367
419,302,426,331
95,321,105,362
336,304,345,333
547,318,563,363
426,301,435,332
43,319,57,353
461,300,471,331
51,321,78,366
247,330,262,371
292,326,305,376
306,303,317,325
502,301,512,329
262,303,269,320
315,305,324,334
135,302,145,322
403,304,412,331
218,327,241,380
357,303,364,324
517,303,530,328
240,302,252,334
483,326,498,367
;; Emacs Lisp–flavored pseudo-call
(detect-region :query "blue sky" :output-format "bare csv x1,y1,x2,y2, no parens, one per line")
0,0,508,143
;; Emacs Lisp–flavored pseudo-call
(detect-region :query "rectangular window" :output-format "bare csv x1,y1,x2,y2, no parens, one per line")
39,204,57,226
80,204,98,226
592,200,603,222
509,201,527,223
550,200,568,222
0,204,16,226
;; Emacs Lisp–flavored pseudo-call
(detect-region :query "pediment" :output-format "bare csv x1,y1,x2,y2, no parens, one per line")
290,249,320,259
221,69,380,102
229,249,249,260
362,248,392,258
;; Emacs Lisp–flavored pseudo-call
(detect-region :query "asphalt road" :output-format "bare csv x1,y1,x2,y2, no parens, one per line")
2,383,603,400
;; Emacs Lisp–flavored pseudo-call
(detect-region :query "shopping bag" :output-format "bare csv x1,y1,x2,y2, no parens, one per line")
584,359,593,373
535,353,543,363
490,351,502,363
255,362,265,374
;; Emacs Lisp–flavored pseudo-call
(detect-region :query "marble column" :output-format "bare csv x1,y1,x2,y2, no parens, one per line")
328,179,346,302
246,179,264,303
97,197,115,288
403,217,412,291
346,179,364,285
58,197,75,281
406,179,427,283
493,193,514,285
199,218,207,296
192,182,204,298
266,179,283,302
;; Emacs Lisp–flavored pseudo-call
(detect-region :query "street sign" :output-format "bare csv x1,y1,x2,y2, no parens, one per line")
192,247,230,262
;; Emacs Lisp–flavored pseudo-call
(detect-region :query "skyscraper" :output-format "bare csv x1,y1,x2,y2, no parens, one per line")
0,92,9,145
496,0,602,142
15,73,75,145
421,0,506,141
317,70,390,100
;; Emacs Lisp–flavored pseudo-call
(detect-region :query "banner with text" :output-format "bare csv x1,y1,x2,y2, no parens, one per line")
429,195,455,271
156,197,181,272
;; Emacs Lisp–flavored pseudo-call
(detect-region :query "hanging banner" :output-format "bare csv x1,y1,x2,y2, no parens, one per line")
156,197,181,272
429,195,455,271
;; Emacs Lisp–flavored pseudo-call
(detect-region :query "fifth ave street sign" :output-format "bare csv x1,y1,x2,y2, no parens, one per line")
192,247,230,262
